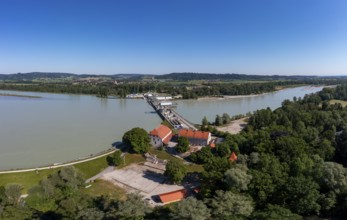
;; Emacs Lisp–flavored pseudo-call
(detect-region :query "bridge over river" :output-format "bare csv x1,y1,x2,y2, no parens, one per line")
145,96,197,130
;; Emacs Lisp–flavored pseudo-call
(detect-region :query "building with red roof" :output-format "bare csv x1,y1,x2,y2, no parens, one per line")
158,189,186,204
229,152,238,162
149,125,173,147
178,129,211,146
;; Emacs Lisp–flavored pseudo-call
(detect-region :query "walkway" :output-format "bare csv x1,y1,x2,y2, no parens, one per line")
0,149,116,174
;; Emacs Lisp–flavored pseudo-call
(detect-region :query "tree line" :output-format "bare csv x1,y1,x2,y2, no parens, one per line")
2,77,347,99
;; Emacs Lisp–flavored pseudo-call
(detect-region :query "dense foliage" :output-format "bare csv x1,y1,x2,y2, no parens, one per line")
164,160,187,183
122,127,151,154
176,137,190,153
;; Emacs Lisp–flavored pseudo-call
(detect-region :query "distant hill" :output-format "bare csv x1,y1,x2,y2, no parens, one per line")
0,72,144,81
1,72,345,82
155,72,319,81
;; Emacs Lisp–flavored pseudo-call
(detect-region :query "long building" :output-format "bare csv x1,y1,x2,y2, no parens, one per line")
178,129,211,146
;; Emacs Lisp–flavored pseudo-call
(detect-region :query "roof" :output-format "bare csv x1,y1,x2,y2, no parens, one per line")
229,152,238,162
150,125,172,144
159,189,186,204
209,140,216,148
178,129,210,140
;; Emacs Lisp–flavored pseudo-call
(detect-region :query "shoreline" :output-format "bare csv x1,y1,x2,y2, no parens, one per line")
197,93,266,101
0,93,42,99
0,148,116,174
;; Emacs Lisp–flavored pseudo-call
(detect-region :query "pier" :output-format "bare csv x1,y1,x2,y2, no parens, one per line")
145,95,197,130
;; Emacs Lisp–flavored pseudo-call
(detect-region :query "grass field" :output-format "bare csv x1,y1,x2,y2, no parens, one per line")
82,179,126,200
149,149,204,173
0,149,203,193
0,154,111,192
0,169,57,193
330,99,347,107
118,153,146,169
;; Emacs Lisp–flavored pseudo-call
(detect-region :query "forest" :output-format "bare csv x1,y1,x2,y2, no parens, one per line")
1,85,347,219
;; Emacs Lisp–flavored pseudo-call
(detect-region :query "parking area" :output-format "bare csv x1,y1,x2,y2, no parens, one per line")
101,164,184,206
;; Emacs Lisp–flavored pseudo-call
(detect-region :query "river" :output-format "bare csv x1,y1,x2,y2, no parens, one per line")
175,86,324,123
0,86,323,169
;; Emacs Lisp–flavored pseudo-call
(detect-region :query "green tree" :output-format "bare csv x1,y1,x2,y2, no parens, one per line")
116,193,150,219
190,147,213,164
164,160,187,183
209,190,254,219
77,207,104,220
224,165,252,191
215,114,223,126
0,186,6,205
176,137,190,153
215,143,231,157
1,206,33,220
251,204,302,220
170,197,210,220
57,193,92,218
202,116,209,129
281,176,321,215
57,166,85,191
320,162,347,194
222,113,231,124
113,150,123,166
122,127,151,153
26,185,57,212
4,184,22,205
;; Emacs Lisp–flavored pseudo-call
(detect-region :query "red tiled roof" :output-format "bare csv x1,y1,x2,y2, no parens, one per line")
229,152,238,162
150,125,172,142
178,129,210,140
159,189,186,204
209,140,216,148
162,133,173,144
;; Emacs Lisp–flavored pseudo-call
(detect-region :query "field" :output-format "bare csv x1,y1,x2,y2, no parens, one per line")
0,149,203,193
330,99,347,107
82,179,126,200
149,149,204,173
0,154,111,192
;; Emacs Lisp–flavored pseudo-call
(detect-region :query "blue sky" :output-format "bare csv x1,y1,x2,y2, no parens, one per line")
0,0,346,75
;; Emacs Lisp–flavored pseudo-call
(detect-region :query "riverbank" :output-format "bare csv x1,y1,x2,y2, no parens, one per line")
0,93,41,98
197,94,264,101
0,151,112,192
0,148,116,174
196,85,324,101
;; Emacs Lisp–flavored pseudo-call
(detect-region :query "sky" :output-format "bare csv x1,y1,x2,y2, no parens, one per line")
0,0,347,75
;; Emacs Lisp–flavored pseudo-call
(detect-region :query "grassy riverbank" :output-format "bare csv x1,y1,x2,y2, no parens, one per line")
0,154,110,192
0,150,203,192
0,152,152,192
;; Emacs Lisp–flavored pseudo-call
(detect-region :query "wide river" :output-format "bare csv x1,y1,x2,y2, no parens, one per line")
0,86,323,169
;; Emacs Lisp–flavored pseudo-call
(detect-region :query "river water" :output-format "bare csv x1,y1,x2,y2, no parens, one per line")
175,86,324,123
0,86,323,169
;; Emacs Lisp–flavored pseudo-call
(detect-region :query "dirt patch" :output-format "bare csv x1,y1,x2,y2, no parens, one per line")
216,117,248,134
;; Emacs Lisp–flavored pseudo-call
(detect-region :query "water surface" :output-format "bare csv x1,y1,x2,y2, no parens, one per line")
175,86,324,123
0,91,161,169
